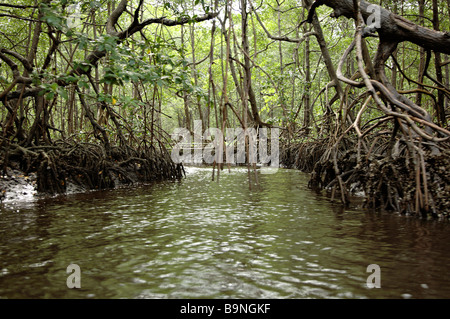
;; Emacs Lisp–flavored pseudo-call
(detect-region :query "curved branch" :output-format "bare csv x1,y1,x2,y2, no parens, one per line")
106,0,128,36
0,51,32,85
70,11,219,77
310,0,450,54
249,0,316,43
312,0,448,146
0,48,33,73
122,12,219,39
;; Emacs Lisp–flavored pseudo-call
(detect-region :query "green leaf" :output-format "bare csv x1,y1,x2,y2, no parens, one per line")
57,87,68,100
65,76,78,83
45,92,55,100
50,83,59,91
78,80,89,89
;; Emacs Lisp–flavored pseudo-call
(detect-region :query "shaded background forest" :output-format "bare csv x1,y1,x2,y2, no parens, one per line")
1,0,449,216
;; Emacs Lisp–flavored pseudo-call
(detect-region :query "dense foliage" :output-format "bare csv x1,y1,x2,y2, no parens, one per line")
0,0,448,143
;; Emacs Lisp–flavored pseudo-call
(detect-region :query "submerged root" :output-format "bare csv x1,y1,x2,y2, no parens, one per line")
282,136,450,219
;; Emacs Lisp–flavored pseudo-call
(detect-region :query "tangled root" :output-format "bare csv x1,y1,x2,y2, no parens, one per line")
282,137,450,219
1,138,184,196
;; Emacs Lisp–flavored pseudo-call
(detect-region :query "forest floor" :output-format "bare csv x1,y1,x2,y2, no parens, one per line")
0,166,38,203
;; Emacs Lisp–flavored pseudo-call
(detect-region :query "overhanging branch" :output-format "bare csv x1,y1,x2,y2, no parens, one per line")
308,0,450,55
2,1,218,102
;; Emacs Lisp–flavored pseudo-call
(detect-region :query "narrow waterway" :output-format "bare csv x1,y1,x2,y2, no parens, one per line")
1,167,449,299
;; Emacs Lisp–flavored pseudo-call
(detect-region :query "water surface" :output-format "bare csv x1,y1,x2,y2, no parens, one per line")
1,167,449,299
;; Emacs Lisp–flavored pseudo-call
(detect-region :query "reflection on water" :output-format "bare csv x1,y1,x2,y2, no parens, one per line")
1,167,450,299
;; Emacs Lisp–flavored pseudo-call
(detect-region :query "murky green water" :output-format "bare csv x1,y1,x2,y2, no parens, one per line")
1,167,450,299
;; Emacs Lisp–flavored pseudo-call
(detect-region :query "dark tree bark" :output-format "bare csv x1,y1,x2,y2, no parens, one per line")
303,14,312,134
415,0,426,107
304,0,344,101
309,0,450,55
240,0,269,127
432,0,446,126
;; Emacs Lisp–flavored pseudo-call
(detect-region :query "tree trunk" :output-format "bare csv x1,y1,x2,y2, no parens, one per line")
189,22,205,130
303,11,312,134
432,0,446,126
181,25,192,133
415,0,426,106
304,0,344,102
241,0,267,127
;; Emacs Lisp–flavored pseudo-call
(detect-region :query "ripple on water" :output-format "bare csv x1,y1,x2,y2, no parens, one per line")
1,168,450,299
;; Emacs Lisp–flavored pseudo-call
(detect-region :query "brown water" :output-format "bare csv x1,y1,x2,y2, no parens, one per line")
0,167,449,299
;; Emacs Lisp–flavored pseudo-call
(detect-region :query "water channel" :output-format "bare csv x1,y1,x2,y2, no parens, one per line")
1,167,449,299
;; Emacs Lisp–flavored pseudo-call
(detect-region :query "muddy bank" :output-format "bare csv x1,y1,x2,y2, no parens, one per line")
0,168,37,203
0,140,185,204
0,163,160,204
